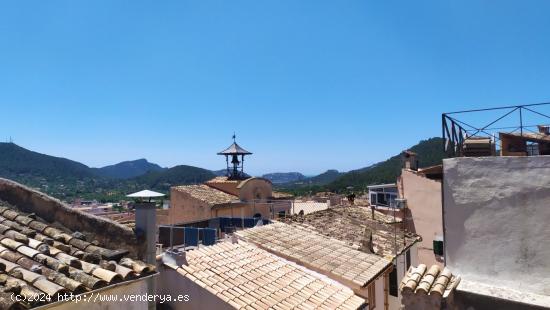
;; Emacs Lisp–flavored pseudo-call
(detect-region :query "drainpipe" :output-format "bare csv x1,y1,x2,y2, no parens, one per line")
134,202,156,310
384,269,389,310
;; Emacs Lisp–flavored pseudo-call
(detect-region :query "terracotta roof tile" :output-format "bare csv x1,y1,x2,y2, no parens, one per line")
172,185,237,205
170,242,365,309
0,201,155,308
235,222,391,288
206,177,241,185
400,264,460,298
283,207,420,259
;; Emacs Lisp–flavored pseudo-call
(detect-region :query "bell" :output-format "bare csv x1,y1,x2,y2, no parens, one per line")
231,155,240,165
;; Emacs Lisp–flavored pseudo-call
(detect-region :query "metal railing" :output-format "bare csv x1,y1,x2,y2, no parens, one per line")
442,102,550,157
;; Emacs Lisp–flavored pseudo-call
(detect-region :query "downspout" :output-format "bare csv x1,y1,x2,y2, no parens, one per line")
384,269,390,310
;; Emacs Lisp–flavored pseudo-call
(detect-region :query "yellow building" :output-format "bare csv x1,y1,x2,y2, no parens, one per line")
160,138,290,225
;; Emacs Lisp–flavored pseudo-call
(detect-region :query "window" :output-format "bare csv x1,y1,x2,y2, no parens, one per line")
368,283,376,309
389,266,398,297
406,250,411,270
433,240,444,256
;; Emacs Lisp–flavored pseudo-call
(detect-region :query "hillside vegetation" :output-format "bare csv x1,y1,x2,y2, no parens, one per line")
0,143,215,201
280,137,445,195
92,159,165,179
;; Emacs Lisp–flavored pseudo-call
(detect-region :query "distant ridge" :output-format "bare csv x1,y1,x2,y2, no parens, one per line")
134,165,215,191
0,142,216,200
93,159,166,179
279,137,445,194
0,142,93,180
262,172,305,184
327,137,444,192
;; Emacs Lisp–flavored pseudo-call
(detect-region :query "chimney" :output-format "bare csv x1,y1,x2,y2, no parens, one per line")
134,202,157,264
361,227,375,254
162,248,187,266
403,151,418,171
538,125,550,135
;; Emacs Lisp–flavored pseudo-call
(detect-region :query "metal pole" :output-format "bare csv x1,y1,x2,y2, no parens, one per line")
520,106,524,136
170,225,174,251
442,114,446,155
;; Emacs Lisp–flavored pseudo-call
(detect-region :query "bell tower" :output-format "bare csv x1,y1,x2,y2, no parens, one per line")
217,134,252,180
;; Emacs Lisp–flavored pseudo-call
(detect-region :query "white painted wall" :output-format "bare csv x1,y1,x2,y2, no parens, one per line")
443,156,550,297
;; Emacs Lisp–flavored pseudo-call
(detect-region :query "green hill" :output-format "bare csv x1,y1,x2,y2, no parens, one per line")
133,165,215,191
327,137,445,192
0,143,93,180
262,172,305,184
92,159,166,179
277,169,341,188
0,143,216,201
281,137,445,195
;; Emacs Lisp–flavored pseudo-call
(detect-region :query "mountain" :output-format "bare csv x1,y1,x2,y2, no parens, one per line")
278,137,445,195
275,170,342,194
262,172,305,184
0,143,217,201
212,169,228,177
93,159,165,179
0,142,94,180
133,165,216,191
327,137,445,191
305,169,342,185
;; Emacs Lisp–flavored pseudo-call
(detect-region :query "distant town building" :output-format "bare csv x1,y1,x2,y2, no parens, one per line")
368,184,399,209
398,151,444,267
160,138,291,225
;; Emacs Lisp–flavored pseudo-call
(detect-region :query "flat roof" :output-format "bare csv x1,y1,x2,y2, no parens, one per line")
367,183,397,189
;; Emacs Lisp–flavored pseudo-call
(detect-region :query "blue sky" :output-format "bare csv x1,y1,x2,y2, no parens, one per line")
1,1,550,175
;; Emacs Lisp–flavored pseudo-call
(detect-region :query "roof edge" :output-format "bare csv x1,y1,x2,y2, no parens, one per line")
0,178,143,259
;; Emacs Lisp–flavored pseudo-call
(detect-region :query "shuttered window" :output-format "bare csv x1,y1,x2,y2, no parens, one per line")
368,283,376,309
433,240,444,255
389,266,398,297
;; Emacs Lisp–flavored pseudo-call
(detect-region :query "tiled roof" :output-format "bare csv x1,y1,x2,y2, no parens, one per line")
500,131,550,143
283,207,420,259
235,222,391,288
270,191,293,199
170,242,366,309
400,264,460,298
172,185,237,205
0,201,155,308
206,176,241,185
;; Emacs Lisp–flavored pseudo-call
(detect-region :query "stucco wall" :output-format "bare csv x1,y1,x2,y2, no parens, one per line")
166,189,213,225
237,178,272,202
400,170,443,267
213,202,271,219
443,156,550,297
0,178,143,258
